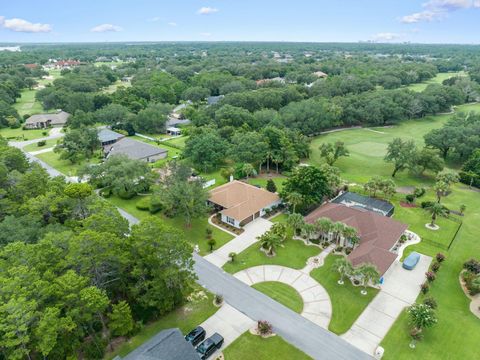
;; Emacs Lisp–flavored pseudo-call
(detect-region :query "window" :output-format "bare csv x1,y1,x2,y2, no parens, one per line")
226,216,235,226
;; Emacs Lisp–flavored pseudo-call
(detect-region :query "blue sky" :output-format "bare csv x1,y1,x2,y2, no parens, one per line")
1,0,480,43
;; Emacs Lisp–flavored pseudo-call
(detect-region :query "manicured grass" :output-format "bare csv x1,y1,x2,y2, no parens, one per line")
223,239,321,274
381,184,480,359
106,195,234,256
13,88,44,116
252,281,303,313
23,138,61,152
35,151,102,176
404,71,466,92
309,103,480,187
103,79,131,94
0,127,46,141
246,176,286,192
223,332,312,360
310,254,379,334
104,288,218,359
270,213,289,224
164,135,188,148
200,169,228,189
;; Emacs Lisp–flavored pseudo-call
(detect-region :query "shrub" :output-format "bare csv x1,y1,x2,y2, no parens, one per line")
353,279,360,285
399,234,407,243
42,131,48,136
345,248,352,255
421,282,430,294
207,238,216,252
405,194,415,203
423,297,438,309
421,201,434,209
266,179,277,193
322,241,330,248
229,252,237,262
206,228,213,239
135,197,151,211
431,262,440,273
214,294,223,306
37,140,47,147
426,271,436,282
149,195,163,214
334,246,343,253
257,320,273,336
414,187,426,198
436,253,446,263
99,188,112,198
463,259,480,274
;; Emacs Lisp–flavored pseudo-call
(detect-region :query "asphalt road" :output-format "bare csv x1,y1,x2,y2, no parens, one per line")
194,253,372,360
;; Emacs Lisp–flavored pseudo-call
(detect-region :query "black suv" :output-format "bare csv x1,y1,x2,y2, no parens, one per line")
196,333,224,359
185,326,206,346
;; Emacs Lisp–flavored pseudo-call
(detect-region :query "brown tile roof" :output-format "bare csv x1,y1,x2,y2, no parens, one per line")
209,181,280,222
305,203,408,275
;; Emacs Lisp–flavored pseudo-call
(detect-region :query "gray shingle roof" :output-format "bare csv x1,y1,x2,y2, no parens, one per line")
25,111,70,126
121,328,199,360
206,95,224,105
97,128,125,143
106,137,167,160
166,118,191,127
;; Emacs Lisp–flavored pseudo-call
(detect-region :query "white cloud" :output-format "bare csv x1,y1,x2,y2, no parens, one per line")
200,32,212,37
372,32,403,42
91,24,122,33
0,16,52,33
149,17,161,22
198,7,219,15
168,22,177,27
401,0,480,23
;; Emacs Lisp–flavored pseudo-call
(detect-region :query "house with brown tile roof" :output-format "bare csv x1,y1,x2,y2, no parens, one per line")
208,180,281,228
305,203,408,275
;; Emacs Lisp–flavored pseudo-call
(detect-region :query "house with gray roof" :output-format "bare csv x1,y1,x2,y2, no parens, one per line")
206,95,224,106
24,111,70,129
104,137,168,163
97,128,125,146
117,328,198,360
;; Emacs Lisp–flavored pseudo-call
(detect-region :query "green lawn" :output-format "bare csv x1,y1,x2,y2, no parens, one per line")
164,135,188,148
106,195,234,256
270,213,289,224
223,332,312,360
223,239,321,274
310,254,379,334
23,138,61,152
105,288,218,359
35,151,102,176
13,88,44,116
0,127,46,141
404,71,466,92
252,281,304,313
246,176,286,192
309,103,480,187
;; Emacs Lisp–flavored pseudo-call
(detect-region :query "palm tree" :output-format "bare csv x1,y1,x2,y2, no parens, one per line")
258,232,284,257
357,263,379,295
287,191,303,213
272,152,282,174
433,180,448,203
264,149,273,173
242,163,257,179
301,223,317,243
408,303,438,332
331,222,346,245
342,226,358,248
425,202,448,228
332,257,353,285
314,217,333,242
287,213,304,236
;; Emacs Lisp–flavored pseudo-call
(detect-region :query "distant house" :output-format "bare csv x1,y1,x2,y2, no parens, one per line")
208,180,281,228
166,127,182,136
24,63,38,69
97,128,125,146
43,59,82,70
24,111,70,129
305,203,408,276
256,77,285,86
206,95,224,106
117,328,198,360
313,71,328,78
104,137,167,162
332,192,395,217
166,117,191,128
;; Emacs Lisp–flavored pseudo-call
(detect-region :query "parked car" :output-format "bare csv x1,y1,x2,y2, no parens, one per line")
196,333,224,359
403,251,421,270
185,326,206,346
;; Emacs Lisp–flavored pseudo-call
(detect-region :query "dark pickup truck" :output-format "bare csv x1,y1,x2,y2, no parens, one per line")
185,326,206,346
196,333,224,359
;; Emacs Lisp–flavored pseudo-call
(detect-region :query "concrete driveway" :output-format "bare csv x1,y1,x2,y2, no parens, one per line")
342,254,432,355
204,217,272,267
199,303,255,356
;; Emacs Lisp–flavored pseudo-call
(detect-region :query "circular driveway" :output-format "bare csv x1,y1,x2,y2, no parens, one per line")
234,265,332,329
